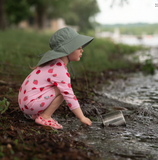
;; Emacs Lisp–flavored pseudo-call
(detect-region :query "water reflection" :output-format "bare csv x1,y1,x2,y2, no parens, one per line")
101,71,158,106
120,35,158,47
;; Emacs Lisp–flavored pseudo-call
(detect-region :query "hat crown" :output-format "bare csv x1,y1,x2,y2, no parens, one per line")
49,27,78,50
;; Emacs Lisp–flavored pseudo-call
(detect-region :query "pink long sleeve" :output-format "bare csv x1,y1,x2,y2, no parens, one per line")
18,58,80,111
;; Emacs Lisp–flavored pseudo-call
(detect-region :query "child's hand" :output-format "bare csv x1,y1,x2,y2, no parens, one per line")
71,108,92,126
80,116,92,126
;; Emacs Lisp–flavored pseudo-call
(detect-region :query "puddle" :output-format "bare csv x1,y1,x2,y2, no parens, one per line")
94,70,158,159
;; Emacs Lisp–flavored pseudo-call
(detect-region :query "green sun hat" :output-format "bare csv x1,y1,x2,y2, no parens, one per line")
37,27,94,66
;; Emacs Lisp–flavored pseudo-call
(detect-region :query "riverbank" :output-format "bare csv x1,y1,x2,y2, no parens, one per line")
0,65,144,160
0,29,146,82
0,29,150,160
0,80,101,160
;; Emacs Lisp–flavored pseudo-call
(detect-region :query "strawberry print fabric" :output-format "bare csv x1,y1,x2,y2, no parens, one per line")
18,59,80,115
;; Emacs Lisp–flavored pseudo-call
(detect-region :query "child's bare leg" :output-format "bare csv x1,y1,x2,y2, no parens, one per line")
40,87,64,119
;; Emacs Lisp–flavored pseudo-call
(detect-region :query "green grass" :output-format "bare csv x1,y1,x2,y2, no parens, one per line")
0,29,51,81
72,38,146,75
0,29,50,65
0,29,146,82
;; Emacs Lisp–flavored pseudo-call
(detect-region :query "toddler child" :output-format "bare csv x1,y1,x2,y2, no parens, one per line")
18,27,94,129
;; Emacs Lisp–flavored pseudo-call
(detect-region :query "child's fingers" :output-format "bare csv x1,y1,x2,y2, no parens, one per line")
86,118,92,126
80,117,92,126
88,120,92,126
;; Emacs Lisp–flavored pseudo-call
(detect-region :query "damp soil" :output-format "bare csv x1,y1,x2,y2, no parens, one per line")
1,66,158,160
0,81,100,160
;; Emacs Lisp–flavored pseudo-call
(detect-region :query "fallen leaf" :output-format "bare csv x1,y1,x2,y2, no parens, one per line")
24,146,32,151
7,144,12,149
10,125,14,131
112,107,127,110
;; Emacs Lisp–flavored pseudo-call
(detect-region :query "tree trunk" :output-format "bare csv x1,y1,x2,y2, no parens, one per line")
0,0,6,30
35,4,46,29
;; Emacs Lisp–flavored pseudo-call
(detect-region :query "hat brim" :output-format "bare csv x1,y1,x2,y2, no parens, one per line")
37,50,68,66
65,34,94,54
37,34,94,66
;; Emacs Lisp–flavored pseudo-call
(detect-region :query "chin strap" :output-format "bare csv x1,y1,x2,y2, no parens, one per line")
67,56,75,79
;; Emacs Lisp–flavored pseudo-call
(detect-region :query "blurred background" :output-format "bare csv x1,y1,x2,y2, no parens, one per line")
1,1,158,159
0,0,158,82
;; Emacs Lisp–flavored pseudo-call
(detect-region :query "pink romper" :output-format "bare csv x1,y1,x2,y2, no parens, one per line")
18,59,80,115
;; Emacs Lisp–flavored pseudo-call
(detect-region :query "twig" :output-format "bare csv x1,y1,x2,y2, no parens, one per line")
93,105,104,123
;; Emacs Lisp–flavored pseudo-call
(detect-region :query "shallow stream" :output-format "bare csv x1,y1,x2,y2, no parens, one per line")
54,70,158,160
55,47,158,160
94,71,158,160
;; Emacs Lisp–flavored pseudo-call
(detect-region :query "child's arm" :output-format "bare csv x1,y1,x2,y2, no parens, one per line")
72,107,92,126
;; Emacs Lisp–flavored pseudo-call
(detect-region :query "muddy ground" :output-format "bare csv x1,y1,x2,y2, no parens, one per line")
0,68,115,160
0,79,101,160
1,65,154,160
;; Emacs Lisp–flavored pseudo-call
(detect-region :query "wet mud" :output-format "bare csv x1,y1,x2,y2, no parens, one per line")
0,83,100,160
1,69,158,160
91,71,158,160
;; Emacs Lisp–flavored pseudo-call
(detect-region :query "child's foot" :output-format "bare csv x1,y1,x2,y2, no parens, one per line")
35,115,63,129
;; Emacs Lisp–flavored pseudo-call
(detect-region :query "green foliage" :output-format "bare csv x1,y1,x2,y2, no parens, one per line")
3,0,99,31
0,29,50,79
63,0,100,32
27,0,100,31
142,58,155,75
116,43,147,55
5,0,30,24
0,98,10,114
0,146,5,158
89,116,97,121
72,37,145,74
27,0,73,18
14,139,19,146
0,30,145,81
101,23,158,35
